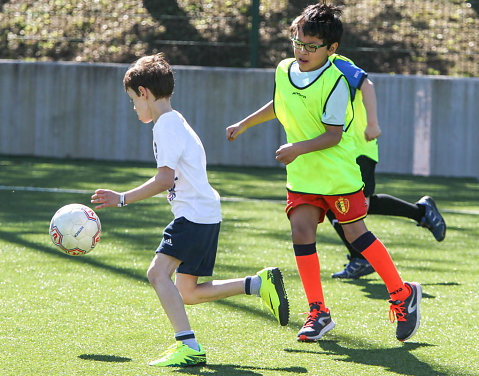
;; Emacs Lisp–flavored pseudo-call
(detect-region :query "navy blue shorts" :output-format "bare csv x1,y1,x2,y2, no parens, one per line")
156,216,220,277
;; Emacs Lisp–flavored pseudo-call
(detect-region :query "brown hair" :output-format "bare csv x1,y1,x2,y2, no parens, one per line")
123,53,174,99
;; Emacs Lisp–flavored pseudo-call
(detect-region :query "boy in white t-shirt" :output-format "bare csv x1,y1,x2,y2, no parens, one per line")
91,54,289,367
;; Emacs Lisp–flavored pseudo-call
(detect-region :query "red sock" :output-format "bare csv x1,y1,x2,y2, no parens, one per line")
353,232,409,301
293,243,326,308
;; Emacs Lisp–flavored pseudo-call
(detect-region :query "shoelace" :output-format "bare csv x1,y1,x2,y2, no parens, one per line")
300,309,321,328
388,300,406,322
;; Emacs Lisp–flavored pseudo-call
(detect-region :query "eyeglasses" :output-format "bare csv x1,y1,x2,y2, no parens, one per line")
290,38,327,53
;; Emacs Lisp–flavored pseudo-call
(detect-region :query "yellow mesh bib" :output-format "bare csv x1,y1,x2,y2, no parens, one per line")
274,58,363,195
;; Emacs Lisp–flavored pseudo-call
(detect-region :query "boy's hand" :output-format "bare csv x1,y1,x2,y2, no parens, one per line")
91,189,120,209
226,123,246,141
364,123,382,141
275,143,299,165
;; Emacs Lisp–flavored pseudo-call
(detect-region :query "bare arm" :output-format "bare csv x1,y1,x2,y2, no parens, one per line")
275,125,343,165
361,78,382,141
91,166,175,209
226,100,276,141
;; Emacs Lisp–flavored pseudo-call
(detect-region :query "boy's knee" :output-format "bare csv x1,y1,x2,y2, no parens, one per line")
181,293,197,305
146,266,157,285
291,227,315,244
147,264,167,286
176,284,199,305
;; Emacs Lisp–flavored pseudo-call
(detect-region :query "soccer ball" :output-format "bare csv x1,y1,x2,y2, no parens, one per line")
49,203,101,256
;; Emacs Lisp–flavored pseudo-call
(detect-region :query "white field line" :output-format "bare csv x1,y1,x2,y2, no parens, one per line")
1,185,478,214
0,185,92,194
0,185,285,204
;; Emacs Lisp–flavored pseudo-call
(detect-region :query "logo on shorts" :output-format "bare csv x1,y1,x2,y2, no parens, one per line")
335,197,350,215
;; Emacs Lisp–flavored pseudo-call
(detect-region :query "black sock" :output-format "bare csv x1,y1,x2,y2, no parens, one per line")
175,330,200,351
326,210,364,260
368,194,425,222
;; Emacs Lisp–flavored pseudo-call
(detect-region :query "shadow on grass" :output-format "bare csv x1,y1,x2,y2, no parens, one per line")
172,364,306,376
341,279,442,301
0,229,151,283
421,282,460,286
2,226,463,332
78,354,132,363
0,229,283,326
285,340,445,376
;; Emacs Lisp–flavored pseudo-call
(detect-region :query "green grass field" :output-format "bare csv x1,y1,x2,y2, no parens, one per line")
1,155,478,376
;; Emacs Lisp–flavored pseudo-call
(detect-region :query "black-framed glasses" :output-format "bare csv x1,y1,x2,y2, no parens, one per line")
290,38,327,53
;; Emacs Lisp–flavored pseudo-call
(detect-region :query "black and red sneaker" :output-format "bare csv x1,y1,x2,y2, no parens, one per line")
389,282,422,341
297,302,335,342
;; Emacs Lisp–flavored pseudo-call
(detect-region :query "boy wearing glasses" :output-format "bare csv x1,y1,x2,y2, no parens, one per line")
226,2,421,343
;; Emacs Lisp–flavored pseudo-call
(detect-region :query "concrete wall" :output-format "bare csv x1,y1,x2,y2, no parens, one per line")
370,74,479,178
1,60,478,178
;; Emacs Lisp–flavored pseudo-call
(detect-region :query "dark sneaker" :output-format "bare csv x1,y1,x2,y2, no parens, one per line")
297,302,336,342
416,196,446,241
332,256,375,279
389,282,422,342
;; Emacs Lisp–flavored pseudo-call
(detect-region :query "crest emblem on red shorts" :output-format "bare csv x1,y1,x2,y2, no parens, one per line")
335,197,350,215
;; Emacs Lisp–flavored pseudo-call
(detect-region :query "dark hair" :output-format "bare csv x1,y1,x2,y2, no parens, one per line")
290,2,343,47
123,53,174,99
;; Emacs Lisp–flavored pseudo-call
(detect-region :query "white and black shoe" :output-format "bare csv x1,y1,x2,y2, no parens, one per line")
389,282,422,342
297,302,336,342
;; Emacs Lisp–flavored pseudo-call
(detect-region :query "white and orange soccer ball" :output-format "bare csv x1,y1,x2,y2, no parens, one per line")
49,204,101,256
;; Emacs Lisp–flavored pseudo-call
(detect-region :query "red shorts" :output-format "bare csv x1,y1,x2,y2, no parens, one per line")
286,190,368,224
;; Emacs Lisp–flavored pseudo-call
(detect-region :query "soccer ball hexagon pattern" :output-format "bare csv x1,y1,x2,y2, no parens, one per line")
49,203,101,256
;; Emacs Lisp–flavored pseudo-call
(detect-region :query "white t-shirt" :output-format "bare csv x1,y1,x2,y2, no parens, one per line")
290,60,349,126
152,110,222,224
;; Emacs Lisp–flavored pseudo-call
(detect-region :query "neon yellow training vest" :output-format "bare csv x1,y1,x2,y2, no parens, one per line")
330,54,379,162
274,58,363,195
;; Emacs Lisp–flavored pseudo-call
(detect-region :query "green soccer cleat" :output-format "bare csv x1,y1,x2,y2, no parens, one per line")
149,342,206,367
257,267,289,326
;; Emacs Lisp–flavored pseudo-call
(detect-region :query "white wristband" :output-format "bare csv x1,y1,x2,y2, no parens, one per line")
118,193,127,207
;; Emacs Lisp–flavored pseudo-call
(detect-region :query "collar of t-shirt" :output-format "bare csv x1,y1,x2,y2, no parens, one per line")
289,60,331,88
289,59,348,126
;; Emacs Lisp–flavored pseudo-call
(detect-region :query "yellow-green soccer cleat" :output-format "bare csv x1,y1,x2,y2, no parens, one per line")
257,267,289,326
149,342,206,367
